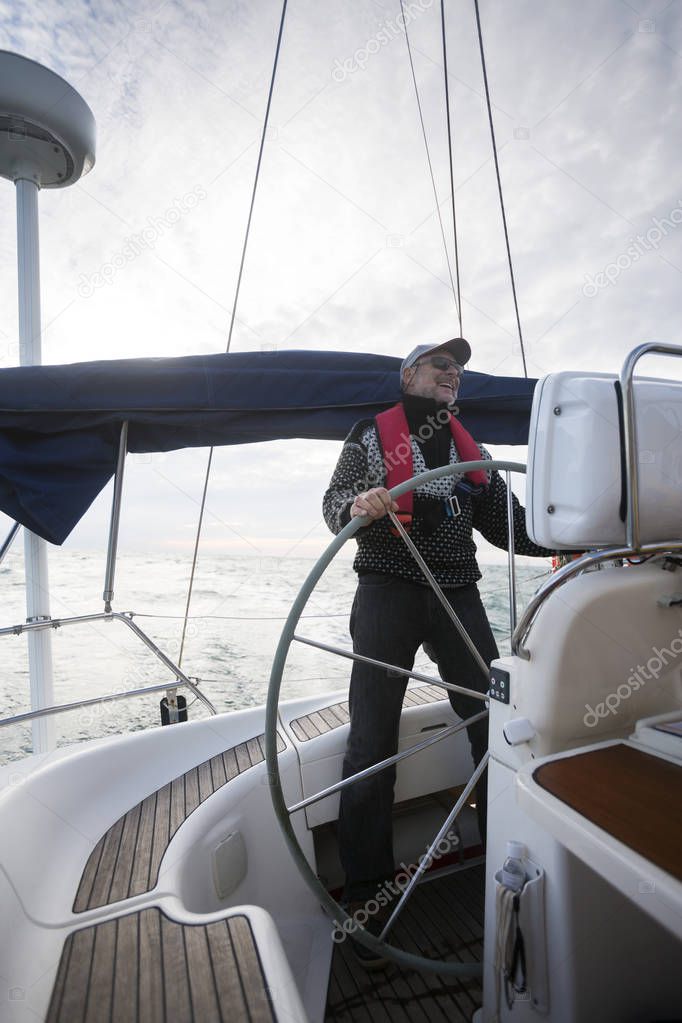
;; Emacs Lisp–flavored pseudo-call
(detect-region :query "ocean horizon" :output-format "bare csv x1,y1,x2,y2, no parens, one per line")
0,548,550,766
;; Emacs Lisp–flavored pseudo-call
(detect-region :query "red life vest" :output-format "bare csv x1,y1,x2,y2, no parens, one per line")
375,402,488,529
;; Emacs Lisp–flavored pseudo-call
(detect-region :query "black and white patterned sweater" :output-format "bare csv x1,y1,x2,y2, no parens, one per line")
322,411,551,587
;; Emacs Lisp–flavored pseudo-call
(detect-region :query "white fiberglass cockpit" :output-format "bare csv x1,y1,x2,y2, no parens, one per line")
477,343,682,1022
1,346,681,1023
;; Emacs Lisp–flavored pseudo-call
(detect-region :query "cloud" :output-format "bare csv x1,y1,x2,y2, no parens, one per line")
0,0,681,558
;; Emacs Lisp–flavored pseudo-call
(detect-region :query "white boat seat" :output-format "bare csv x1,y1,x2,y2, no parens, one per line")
73,730,285,913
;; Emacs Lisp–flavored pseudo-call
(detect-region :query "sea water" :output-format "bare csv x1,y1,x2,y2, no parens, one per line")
0,549,549,766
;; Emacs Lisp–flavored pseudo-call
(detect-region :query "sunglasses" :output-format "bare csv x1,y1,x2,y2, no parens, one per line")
416,356,464,374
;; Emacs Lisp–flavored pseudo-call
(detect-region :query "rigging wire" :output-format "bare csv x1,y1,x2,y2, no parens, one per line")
473,0,528,378
439,0,463,335
179,0,526,668
399,0,461,325
178,0,289,668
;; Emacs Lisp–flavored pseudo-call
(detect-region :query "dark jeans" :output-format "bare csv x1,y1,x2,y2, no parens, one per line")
338,574,498,901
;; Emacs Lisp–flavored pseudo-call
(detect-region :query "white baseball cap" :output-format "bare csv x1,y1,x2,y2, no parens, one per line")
400,337,471,378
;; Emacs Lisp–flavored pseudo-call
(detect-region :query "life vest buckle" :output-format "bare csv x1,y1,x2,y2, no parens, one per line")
445,494,461,519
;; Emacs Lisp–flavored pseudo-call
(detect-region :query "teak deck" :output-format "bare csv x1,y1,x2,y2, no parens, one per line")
326,864,485,1022
57,684,456,1021
46,910,275,1023
289,684,445,742
73,730,286,912
534,742,682,881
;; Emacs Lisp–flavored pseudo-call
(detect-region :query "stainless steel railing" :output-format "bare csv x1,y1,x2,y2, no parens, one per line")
0,610,217,731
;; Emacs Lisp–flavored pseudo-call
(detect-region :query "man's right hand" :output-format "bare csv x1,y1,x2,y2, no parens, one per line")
350,487,399,524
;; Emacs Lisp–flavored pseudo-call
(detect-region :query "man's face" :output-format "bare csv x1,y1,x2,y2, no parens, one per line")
402,352,463,404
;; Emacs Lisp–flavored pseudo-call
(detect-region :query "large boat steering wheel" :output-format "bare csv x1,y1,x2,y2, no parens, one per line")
265,460,525,975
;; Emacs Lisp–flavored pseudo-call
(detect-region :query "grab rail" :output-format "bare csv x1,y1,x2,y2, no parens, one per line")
511,541,682,660
621,341,682,550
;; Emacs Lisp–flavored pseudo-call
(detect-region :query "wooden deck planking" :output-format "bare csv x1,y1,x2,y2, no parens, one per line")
247,735,264,766
48,924,95,1023
329,941,387,1023
85,815,125,911
289,720,310,742
74,731,287,913
295,716,321,740
407,883,481,1017
112,912,138,1022
230,915,277,1022
47,911,274,1023
108,801,142,906
160,911,193,1021
72,832,106,913
333,702,350,723
84,919,117,1023
45,925,74,1023
291,686,445,743
184,923,221,1020
184,766,201,818
234,741,252,774
206,918,249,1017
437,871,485,941
138,908,164,1023
209,751,227,789
325,866,484,1022
412,686,442,704
147,782,172,893
197,758,214,803
128,792,158,898
256,731,286,758
223,745,240,782
169,775,186,841
383,902,470,1023
307,709,331,734
318,705,344,730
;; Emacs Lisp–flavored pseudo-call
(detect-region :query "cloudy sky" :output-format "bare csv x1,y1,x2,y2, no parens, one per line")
0,0,681,565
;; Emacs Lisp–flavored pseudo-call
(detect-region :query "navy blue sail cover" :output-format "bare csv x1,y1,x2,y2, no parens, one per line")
0,349,537,544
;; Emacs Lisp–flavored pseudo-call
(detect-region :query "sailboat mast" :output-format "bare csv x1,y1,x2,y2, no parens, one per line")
0,51,96,752
16,177,56,752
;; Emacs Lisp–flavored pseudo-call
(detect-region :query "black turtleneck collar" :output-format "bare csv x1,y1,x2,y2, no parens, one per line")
401,392,450,431
400,392,453,469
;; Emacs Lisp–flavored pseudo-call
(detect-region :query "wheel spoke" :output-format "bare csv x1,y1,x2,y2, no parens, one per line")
379,752,490,940
293,633,488,701
266,460,526,974
387,508,490,681
286,709,488,814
